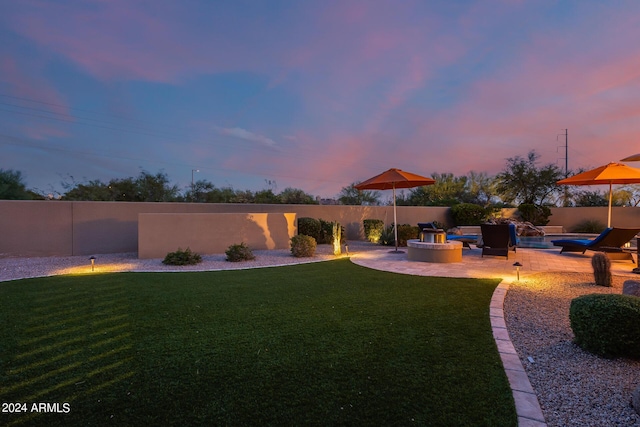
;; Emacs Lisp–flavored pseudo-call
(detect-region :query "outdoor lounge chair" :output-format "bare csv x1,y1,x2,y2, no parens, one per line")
479,224,517,259
551,227,640,262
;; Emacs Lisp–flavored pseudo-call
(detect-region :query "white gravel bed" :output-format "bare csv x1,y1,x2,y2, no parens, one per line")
0,241,380,282
0,247,336,282
505,273,640,427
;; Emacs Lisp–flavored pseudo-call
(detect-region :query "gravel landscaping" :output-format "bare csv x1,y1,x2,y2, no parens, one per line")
0,243,355,282
505,273,640,427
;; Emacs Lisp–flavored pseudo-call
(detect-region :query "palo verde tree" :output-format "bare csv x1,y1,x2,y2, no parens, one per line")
408,173,468,206
338,182,381,205
495,151,564,206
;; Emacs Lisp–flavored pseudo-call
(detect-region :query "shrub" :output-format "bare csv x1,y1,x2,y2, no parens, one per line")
450,203,488,226
290,234,317,257
379,224,419,247
380,225,395,246
363,219,385,243
570,294,640,358
162,247,202,265
298,217,321,240
517,204,551,225
431,220,448,230
318,219,333,244
571,219,606,234
225,242,256,262
396,224,420,246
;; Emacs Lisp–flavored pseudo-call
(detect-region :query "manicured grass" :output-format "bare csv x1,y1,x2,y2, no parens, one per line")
0,259,516,426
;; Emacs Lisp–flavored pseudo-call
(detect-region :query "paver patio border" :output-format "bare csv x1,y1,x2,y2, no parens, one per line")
491,280,547,427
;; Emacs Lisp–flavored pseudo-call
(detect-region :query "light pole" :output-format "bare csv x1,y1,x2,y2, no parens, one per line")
191,169,199,201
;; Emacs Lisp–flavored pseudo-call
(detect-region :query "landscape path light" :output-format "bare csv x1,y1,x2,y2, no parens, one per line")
89,256,96,272
513,262,522,281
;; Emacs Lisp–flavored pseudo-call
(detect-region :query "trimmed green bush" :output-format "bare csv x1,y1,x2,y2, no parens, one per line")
225,242,256,262
571,219,606,234
363,219,385,243
298,217,321,240
397,224,420,246
290,234,317,257
517,204,551,225
318,219,333,244
450,203,488,226
162,247,202,265
299,217,345,245
570,293,640,358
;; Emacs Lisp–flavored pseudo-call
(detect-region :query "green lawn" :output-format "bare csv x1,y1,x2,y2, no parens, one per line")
0,259,516,426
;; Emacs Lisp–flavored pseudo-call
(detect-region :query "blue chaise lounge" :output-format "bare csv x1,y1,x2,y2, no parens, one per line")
551,227,640,262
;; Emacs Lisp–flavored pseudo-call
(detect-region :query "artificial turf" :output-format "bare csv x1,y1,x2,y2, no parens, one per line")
0,259,516,426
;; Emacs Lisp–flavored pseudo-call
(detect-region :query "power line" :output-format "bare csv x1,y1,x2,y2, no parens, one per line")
0,133,349,187
0,93,385,172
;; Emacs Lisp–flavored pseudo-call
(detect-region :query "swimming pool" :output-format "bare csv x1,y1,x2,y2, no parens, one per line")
518,234,639,249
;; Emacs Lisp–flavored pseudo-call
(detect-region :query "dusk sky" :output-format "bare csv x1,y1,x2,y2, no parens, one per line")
2,1,640,198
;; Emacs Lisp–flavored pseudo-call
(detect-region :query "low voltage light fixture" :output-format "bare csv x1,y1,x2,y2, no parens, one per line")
513,262,522,281
89,256,96,272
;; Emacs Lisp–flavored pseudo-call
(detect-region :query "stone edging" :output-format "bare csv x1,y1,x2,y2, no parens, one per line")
491,281,547,427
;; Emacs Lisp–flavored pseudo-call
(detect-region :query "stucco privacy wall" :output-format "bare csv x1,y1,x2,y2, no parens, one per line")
138,213,296,259
548,206,640,231
0,200,73,257
1,200,639,257
0,201,450,256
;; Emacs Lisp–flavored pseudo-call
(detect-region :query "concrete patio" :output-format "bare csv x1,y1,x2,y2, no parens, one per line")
349,244,639,280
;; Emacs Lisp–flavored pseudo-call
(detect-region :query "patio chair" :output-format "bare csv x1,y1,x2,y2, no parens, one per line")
479,224,516,259
551,227,640,262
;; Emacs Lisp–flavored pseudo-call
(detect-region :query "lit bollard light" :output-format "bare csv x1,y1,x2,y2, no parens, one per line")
89,256,96,272
513,262,522,281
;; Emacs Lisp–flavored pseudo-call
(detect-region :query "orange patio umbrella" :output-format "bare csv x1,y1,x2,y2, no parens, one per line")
355,168,435,252
557,162,640,227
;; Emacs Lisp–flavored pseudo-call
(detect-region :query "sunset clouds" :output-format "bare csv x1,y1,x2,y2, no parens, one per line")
1,0,640,197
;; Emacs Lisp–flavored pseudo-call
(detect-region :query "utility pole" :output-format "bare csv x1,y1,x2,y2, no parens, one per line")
563,129,568,178
557,129,569,206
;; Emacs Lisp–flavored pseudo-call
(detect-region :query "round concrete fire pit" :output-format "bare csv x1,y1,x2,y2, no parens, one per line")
407,239,463,263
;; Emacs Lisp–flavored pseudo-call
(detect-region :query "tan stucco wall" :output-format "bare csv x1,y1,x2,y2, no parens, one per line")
138,213,297,259
5,200,637,258
0,201,451,257
0,200,73,257
548,206,640,231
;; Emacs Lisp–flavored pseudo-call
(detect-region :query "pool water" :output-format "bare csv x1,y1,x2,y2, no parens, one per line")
518,234,639,249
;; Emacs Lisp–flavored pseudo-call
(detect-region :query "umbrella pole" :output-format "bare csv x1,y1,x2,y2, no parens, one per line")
393,184,398,252
608,182,612,228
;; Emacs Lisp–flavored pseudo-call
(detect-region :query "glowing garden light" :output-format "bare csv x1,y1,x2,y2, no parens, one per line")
513,262,522,281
